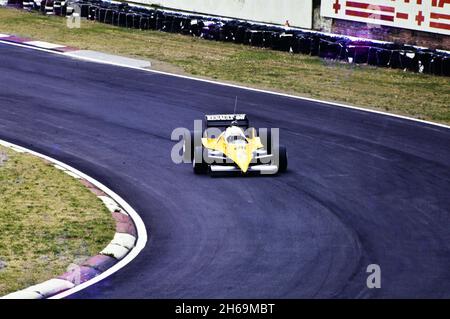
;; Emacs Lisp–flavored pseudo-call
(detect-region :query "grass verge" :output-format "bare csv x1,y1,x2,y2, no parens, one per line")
0,7,449,124
0,145,115,296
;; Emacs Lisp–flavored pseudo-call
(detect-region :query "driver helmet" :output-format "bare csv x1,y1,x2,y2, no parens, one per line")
224,126,246,144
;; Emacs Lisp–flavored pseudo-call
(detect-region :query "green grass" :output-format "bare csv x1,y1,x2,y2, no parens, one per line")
0,7,449,124
0,145,115,296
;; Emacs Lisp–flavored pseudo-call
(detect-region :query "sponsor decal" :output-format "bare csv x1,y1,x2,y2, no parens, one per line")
206,114,247,121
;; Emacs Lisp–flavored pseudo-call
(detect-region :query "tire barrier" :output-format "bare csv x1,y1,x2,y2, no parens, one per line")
41,0,54,15
5,0,450,77
22,0,33,10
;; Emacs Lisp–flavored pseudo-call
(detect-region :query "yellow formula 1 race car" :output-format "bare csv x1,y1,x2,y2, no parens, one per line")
184,114,287,176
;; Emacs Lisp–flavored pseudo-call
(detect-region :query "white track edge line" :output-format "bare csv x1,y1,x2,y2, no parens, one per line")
0,138,148,299
1,39,449,131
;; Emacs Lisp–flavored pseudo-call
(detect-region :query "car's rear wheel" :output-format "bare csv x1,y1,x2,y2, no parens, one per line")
193,146,208,174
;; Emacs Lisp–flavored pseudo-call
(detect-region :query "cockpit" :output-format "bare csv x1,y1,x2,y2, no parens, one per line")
224,126,247,145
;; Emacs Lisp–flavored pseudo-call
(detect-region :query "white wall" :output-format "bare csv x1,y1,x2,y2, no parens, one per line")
135,0,313,29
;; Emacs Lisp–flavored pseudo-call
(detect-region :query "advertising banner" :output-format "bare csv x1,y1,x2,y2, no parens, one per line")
321,0,450,36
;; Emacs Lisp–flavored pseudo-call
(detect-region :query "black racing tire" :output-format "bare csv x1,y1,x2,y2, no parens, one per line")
193,146,208,174
274,145,288,173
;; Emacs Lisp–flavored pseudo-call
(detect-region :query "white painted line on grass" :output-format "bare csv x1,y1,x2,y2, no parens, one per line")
67,50,151,68
8,145,27,153
24,41,66,49
64,170,81,179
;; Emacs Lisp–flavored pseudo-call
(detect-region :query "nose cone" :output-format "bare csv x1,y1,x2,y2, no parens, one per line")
229,145,253,173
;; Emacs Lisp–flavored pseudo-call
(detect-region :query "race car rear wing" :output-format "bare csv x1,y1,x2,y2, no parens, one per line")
205,114,249,129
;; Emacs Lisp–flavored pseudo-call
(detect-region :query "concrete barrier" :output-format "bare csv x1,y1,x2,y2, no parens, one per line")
137,0,313,28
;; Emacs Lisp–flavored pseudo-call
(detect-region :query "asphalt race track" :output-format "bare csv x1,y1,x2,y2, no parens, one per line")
1,43,450,298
